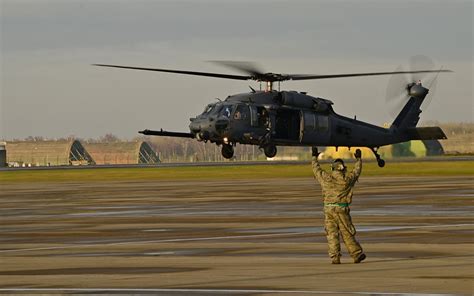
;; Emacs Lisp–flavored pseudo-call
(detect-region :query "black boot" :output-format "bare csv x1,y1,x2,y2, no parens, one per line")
331,256,341,264
354,253,366,263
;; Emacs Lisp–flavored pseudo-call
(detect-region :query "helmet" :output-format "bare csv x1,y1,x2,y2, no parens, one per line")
332,158,346,172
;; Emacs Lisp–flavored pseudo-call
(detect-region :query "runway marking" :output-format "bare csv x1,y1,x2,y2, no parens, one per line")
359,223,474,232
0,223,471,254
144,251,175,256
0,232,306,253
0,288,456,295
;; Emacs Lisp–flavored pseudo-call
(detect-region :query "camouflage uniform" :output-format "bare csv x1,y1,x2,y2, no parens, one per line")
312,156,364,262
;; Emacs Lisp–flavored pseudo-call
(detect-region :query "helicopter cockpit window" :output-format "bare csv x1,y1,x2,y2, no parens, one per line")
203,104,215,115
234,105,249,120
211,104,224,115
220,105,234,118
202,103,224,116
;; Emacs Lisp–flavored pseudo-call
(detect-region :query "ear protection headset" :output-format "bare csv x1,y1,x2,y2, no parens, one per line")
332,158,346,172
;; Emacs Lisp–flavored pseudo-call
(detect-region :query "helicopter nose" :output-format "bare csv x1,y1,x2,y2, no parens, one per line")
199,130,210,140
189,121,201,133
215,118,230,131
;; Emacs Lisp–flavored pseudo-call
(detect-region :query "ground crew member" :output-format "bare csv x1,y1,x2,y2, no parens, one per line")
312,147,366,264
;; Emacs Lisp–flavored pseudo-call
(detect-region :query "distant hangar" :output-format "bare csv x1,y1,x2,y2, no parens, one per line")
82,141,159,165
5,140,160,167
6,140,94,166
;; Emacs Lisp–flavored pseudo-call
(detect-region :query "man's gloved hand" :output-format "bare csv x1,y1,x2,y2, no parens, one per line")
354,149,362,159
312,147,320,157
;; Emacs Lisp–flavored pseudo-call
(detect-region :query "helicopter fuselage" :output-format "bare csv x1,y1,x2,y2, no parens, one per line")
189,90,393,149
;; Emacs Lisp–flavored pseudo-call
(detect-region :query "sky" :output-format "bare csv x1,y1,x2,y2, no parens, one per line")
1,0,472,139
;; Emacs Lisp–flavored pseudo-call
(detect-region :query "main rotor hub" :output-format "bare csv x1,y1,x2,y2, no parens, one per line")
252,73,289,92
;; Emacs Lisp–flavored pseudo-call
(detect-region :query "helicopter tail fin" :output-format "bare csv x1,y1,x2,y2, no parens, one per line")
389,96,447,140
390,96,423,130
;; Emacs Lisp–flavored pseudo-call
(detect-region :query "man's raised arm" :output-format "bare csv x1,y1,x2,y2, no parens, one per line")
311,147,330,182
347,149,362,184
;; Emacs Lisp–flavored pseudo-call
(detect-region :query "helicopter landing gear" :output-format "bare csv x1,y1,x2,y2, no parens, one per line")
377,158,385,168
221,144,234,159
370,147,385,168
263,145,277,158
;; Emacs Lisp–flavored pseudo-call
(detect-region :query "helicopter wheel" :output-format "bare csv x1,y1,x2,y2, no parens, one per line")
264,145,277,158
370,147,385,168
377,158,385,168
221,144,234,159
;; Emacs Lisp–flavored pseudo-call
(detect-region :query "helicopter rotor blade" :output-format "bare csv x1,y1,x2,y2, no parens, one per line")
409,55,436,82
408,55,444,112
385,65,410,118
94,63,452,84
209,60,265,76
421,66,444,111
93,64,251,81
422,77,438,111
288,69,451,81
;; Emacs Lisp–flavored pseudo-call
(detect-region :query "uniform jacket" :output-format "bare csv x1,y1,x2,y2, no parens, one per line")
312,157,362,204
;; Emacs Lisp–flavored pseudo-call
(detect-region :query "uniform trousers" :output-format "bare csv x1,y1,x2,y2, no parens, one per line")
324,206,363,259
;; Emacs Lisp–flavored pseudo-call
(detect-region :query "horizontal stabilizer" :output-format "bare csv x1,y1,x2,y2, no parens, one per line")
406,127,447,140
139,129,194,138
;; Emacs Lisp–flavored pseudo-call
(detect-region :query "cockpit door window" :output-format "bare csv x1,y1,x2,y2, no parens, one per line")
234,104,250,120
249,105,259,127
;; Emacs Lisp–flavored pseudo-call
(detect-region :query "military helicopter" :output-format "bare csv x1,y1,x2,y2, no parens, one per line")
94,59,450,167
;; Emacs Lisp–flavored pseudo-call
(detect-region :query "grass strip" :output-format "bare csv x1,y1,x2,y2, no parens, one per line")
0,161,473,183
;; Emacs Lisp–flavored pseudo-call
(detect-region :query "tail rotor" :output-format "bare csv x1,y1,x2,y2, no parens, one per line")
385,55,449,118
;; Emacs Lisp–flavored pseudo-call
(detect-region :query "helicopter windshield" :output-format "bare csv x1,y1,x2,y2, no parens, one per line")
220,105,234,118
201,103,224,116
202,104,215,114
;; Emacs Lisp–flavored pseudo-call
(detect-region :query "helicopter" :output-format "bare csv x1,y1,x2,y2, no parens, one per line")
94,60,451,167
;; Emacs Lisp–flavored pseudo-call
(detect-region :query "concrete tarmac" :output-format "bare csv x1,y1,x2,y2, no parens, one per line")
0,176,472,295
